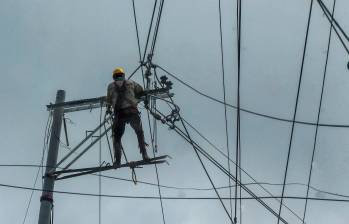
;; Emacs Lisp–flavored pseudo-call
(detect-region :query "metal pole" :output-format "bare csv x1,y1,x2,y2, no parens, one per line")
38,90,65,224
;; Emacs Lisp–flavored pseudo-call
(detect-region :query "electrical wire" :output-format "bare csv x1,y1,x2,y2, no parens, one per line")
236,0,242,222
149,0,165,57
150,81,285,222
130,0,167,221
302,0,336,222
127,64,142,80
151,70,298,222
28,1,349,223
179,116,304,222
156,65,349,128
217,0,233,220
316,0,349,55
131,0,146,86
3,164,349,199
162,93,235,223
3,182,349,202
150,86,166,224
160,113,289,223
21,113,52,224
316,0,349,43
132,0,143,62
277,1,314,223
152,71,236,223
142,0,159,62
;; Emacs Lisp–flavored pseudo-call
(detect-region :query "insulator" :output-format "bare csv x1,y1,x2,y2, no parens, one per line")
166,81,173,89
160,75,168,84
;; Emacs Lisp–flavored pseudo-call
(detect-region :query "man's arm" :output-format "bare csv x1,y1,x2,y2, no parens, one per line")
134,82,144,98
106,83,113,114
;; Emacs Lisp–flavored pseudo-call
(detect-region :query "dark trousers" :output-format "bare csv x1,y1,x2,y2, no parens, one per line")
112,109,146,163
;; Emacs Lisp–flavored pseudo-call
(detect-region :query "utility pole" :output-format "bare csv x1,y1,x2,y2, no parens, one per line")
38,90,65,224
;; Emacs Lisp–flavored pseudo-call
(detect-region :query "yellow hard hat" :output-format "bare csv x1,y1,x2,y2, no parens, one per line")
113,67,125,76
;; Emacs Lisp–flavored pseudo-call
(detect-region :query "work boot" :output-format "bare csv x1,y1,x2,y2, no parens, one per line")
113,141,122,167
113,157,121,167
141,149,150,161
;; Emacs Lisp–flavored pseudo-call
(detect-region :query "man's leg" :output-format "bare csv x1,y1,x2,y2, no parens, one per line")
129,113,149,160
112,116,126,166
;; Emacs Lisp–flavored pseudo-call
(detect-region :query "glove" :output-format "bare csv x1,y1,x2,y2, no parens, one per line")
106,106,112,115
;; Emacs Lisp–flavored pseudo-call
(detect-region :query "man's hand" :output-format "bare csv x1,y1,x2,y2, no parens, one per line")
135,90,146,99
106,106,112,115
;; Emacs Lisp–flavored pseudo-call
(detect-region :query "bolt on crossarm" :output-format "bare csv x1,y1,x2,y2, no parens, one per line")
38,90,65,224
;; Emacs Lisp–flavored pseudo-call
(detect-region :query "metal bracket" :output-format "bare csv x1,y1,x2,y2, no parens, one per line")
50,155,169,181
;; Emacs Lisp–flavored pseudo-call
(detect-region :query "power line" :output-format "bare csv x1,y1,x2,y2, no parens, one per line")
152,106,290,223
132,0,143,62
142,0,159,62
153,78,235,223
150,93,166,224
3,164,349,200
3,182,349,202
143,75,167,224
180,117,304,222
22,113,52,224
277,1,314,223
318,2,349,54
316,0,349,55
149,0,165,57
156,65,349,128
152,70,236,222
316,0,349,43
236,0,242,222
130,1,167,222
217,0,233,220
302,0,336,222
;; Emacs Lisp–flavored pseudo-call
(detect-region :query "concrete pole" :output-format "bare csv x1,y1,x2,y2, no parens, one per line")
38,90,65,224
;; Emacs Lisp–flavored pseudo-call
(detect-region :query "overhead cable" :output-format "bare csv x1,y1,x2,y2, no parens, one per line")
3,164,348,199
302,0,336,222
21,113,52,224
142,0,159,62
156,65,349,128
316,0,349,43
3,182,349,202
277,1,314,223
317,0,349,55
217,0,233,220
149,0,165,56
235,0,242,222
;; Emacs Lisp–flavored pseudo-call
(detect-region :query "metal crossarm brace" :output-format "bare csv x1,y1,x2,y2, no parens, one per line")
52,155,169,180
60,126,112,172
47,96,106,113
46,91,173,114
53,116,112,172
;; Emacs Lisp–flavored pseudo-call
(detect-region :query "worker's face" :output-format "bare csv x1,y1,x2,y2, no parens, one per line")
113,73,125,81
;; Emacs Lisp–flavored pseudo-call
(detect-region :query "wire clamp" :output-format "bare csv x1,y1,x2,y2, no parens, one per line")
165,109,180,129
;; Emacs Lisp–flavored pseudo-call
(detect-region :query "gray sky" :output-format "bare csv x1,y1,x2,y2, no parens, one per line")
1,0,349,223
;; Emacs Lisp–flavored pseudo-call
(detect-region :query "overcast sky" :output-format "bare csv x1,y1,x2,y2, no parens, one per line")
1,0,349,223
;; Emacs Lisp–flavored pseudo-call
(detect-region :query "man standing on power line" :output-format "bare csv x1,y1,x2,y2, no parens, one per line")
106,67,149,166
